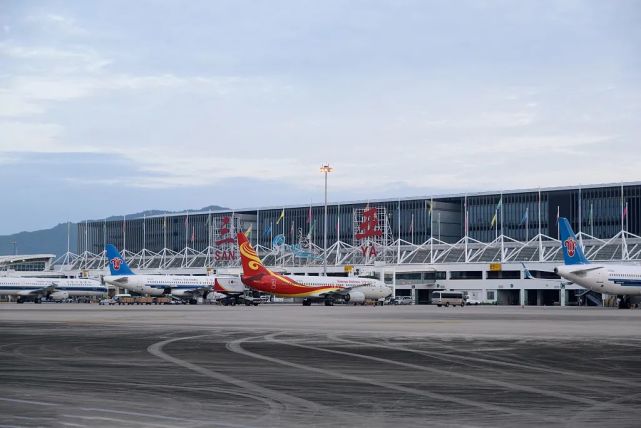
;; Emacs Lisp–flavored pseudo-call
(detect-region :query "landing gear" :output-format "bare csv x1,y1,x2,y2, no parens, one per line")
302,299,312,306
324,299,334,306
17,297,24,304
34,297,42,304
188,299,198,305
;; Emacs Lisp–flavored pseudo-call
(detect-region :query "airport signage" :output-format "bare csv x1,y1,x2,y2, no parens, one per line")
489,263,502,271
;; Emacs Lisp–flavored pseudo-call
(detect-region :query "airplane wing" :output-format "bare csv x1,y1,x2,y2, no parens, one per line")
180,287,210,298
18,283,57,297
569,266,602,276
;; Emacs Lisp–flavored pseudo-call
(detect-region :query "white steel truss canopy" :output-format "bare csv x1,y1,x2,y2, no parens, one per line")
57,230,641,274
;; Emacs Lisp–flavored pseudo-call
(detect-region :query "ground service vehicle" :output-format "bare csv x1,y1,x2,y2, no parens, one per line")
432,291,465,307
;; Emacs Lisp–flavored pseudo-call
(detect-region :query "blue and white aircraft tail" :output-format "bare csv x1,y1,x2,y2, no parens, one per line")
555,217,641,301
106,244,135,276
558,218,589,265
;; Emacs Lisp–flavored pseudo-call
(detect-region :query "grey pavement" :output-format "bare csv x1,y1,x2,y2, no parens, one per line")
1,304,641,427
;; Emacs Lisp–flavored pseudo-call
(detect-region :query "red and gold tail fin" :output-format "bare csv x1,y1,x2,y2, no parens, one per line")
237,232,269,276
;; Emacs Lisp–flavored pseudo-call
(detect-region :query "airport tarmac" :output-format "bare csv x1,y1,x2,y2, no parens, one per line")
1,305,641,427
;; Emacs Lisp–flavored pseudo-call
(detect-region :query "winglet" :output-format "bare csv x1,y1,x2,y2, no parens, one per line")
558,218,589,265
105,244,135,275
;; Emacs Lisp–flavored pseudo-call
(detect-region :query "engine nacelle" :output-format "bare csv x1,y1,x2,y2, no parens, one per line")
49,291,69,301
344,291,365,304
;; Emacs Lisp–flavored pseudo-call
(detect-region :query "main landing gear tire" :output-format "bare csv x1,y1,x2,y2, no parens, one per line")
188,299,198,305
34,297,42,304
302,299,312,306
324,299,334,306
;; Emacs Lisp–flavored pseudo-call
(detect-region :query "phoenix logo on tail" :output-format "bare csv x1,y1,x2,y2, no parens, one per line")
236,232,391,306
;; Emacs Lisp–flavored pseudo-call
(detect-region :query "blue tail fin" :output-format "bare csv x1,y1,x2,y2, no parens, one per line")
521,263,534,279
105,244,135,275
558,218,589,265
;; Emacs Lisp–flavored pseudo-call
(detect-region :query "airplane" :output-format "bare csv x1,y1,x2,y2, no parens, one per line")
236,232,392,306
555,217,641,306
104,244,213,304
0,277,107,303
212,276,260,306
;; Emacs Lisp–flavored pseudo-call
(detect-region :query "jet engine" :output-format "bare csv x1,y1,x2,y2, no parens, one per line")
343,291,365,304
49,291,69,301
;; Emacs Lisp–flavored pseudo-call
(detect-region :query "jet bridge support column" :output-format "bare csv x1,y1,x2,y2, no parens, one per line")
560,288,566,306
519,288,525,306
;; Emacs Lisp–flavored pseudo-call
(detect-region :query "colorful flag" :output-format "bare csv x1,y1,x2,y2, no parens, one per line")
496,198,502,211
191,226,195,243
519,207,529,226
263,223,272,237
307,220,316,239
245,224,253,238
622,204,628,220
409,214,414,233
276,209,285,225
307,205,312,224
490,212,497,227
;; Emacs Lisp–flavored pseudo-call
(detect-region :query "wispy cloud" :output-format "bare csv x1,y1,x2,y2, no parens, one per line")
25,13,88,36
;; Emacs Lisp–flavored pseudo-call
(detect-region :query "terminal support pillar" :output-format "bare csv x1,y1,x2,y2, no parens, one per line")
392,269,396,297
536,290,542,306
560,289,566,307
519,288,525,306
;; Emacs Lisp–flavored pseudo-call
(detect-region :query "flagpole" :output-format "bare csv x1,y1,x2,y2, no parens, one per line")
438,212,441,241
397,200,401,264
500,192,504,261
429,198,433,264
123,215,126,254
143,214,146,268
411,213,414,244
557,205,560,240
102,218,106,253
538,188,542,262
464,194,468,263
578,186,583,249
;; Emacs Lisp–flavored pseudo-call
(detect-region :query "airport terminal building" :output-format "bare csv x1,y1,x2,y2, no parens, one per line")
73,181,641,306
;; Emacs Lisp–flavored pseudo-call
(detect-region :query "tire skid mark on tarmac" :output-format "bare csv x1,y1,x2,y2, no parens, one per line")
148,334,338,426
226,333,563,423
0,396,231,428
317,334,626,410
1,374,288,408
374,337,622,398
358,334,640,388
565,391,641,426
276,333,629,411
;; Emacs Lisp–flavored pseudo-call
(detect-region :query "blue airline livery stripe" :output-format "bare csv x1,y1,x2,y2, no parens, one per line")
612,279,641,287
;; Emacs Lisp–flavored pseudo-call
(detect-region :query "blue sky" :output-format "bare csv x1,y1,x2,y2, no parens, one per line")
0,0,639,234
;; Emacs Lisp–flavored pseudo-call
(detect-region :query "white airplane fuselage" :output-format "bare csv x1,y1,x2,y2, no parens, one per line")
556,264,641,296
0,278,106,300
103,274,215,297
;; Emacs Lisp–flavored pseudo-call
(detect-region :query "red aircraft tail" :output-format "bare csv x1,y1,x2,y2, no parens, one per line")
237,232,270,277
